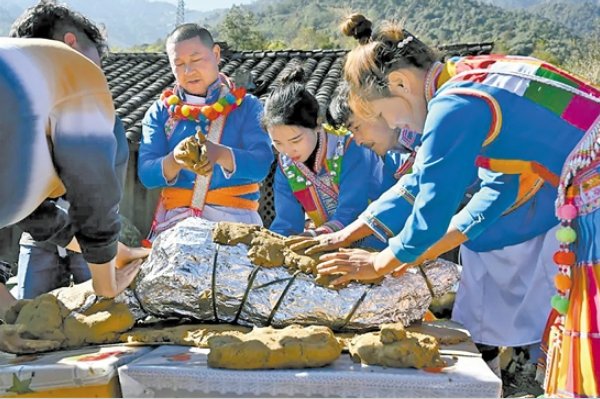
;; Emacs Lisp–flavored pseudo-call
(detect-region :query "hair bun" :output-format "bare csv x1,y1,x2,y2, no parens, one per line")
280,65,306,85
341,13,372,44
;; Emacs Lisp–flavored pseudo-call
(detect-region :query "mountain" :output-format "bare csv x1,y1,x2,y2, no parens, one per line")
0,0,594,62
529,1,600,38
240,0,587,62
149,0,256,12
0,0,208,48
0,2,24,35
481,0,599,38
481,0,596,8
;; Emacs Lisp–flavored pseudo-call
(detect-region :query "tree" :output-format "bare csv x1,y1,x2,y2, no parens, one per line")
564,40,600,85
266,40,288,50
531,39,561,65
290,27,336,50
217,6,267,50
115,38,165,53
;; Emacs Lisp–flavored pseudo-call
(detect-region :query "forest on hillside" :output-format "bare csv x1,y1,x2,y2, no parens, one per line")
190,0,598,82
2,0,597,82
204,0,596,62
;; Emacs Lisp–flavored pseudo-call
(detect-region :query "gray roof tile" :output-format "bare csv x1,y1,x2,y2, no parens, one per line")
102,42,493,145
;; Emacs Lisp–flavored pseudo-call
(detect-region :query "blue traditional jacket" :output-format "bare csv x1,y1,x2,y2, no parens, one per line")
270,130,384,240
360,55,600,260
138,77,273,203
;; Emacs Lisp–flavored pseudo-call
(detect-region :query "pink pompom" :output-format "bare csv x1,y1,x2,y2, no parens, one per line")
557,204,577,220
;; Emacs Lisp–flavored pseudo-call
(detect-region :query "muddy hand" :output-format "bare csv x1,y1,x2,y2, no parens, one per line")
191,149,213,176
286,231,348,255
316,248,380,286
285,236,320,253
193,134,214,176
173,136,201,169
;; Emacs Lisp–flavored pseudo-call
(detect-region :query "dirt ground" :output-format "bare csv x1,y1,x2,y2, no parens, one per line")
431,297,545,398
500,347,545,398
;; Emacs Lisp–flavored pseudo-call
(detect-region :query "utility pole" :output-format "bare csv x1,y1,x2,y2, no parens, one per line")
176,0,185,26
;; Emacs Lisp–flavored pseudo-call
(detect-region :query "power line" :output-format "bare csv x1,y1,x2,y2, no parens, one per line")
176,0,185,26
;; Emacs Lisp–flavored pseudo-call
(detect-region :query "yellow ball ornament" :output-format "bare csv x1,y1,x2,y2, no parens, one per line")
167,95,180,105
213,102,224,113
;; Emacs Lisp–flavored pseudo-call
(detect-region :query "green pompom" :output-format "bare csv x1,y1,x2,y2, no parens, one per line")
551,294,569,315
556,227,577,244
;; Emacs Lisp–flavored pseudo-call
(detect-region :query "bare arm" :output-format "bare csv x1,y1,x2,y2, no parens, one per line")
62,241,149,298
414,227,467,264
87,258,142,298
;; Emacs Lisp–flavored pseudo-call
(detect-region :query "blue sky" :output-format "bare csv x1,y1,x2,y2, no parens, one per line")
150,0,256,12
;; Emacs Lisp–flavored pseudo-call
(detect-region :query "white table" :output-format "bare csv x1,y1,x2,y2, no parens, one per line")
0,344,152,397
118,342,501,397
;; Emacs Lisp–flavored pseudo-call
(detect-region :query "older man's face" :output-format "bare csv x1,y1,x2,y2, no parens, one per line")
167,36,220,96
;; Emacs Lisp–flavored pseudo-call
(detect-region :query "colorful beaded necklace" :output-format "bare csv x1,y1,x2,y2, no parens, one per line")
160,86,246,135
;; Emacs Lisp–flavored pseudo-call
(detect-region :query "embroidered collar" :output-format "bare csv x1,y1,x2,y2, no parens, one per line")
394,128,421,153
309,129,327,173
424,61,444,103
204,76,226,103
558,116,600,206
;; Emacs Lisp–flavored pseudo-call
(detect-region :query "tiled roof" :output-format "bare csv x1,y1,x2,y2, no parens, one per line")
438,42,494,59
102,42,494,145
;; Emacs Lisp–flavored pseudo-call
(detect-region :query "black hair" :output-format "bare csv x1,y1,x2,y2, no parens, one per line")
326,82,352,129
340,13,372,45
9,0,108,57
262,65,320,131
166,23,214,48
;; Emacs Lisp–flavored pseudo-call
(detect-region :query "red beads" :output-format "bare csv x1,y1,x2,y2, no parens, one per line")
553,250,576,266
202,107,219,121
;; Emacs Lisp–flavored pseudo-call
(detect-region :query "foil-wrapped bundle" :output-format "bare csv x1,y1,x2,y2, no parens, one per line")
133,218,459,331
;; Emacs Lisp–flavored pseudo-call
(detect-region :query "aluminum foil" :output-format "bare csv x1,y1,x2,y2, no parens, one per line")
115,287,147,321
133,218,460,331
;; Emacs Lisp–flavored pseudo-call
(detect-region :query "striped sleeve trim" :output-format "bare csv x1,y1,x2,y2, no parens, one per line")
359,211,394,243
